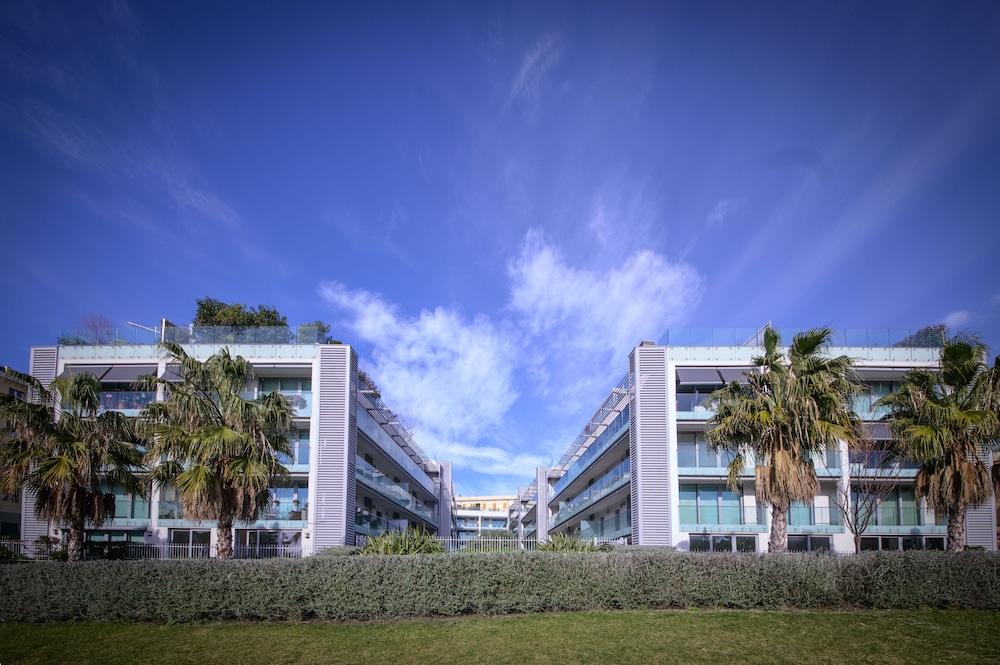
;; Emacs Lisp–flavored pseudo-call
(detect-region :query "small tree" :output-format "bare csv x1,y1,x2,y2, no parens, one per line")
832,433,906,552
296,320,333,344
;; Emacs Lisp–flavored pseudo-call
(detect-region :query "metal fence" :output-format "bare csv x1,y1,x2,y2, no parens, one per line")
0,540,307,561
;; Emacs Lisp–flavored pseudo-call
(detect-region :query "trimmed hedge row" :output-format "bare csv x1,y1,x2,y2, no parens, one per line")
2,550,999,622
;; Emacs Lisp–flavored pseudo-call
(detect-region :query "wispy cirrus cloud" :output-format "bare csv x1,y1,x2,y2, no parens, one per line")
507,33,563,116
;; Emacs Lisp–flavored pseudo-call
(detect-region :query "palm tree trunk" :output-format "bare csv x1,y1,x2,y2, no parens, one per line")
769,504,788,553
66,516,86,562
217,519,234,559
946,506,966,552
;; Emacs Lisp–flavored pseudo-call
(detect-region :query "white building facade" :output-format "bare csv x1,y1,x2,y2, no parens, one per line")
453,495,514,540
21,324,454,556
511,328,997,553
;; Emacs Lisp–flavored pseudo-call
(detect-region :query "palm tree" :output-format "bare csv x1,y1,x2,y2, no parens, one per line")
705,327,863,552
0,369,146,561
876,337,1000,552
140,342,294,558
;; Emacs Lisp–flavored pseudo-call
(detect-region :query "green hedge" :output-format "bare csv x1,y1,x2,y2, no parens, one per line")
2,551,998,622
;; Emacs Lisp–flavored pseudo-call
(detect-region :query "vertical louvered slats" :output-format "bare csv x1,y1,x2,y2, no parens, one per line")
630,346,671,545
313,346,358,548
965,446,997,550
21,347,59,544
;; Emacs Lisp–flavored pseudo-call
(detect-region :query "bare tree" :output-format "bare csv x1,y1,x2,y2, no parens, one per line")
832,434,906,552
80,313,115,345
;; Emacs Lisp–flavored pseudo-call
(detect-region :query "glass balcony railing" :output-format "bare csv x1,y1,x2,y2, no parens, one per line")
787,504,842,527
578,511,631,540
659,327,947,349
553,458,631,527
99,391,156,415
355,512,400,537
355,456,437,526
241,390,312,417
58,324,336,346
551,406,630,499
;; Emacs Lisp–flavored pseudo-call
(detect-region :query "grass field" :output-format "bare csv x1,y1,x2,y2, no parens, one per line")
2,610,999,664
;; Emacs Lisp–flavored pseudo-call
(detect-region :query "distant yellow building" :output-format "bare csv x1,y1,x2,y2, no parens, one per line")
453,495,515,539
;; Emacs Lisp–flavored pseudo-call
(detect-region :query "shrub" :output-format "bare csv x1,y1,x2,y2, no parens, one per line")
359,528,445,555
1,550,998,623
538,533,613,552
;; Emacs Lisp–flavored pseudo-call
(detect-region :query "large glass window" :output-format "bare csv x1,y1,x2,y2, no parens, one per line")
679,484,745,525
278,428,311,466
169,529,211,557
677,433,734,469
690,533,756,552
97,481,149,520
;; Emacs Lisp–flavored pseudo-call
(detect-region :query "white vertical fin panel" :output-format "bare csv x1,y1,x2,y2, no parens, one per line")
629,345,671,545
22,347,59,544
535,467,550,541
313,345,357,549
965,447,997,550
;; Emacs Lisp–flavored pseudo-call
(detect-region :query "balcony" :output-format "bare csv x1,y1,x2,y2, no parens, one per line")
355,456,437,526
98,391,156,416
552,458,631,528
551,405,630,499
578,511,631,540
787,505,844,533
657,327,942,363
241,390,312,418
355,511,401,537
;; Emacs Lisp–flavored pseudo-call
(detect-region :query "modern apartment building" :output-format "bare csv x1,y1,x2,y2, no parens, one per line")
0,368,29,538
20,324,455,555
510,327,998,553
453,495,514,540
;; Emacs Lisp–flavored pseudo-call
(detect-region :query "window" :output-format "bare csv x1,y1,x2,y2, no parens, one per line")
261,377,311,392
8,388,25,400
264,483,308,521
277,428,310,466
787,535,831,553
854,486,925,527
169,529,211,557
679,484,748,525
98,481,150,520
861,536,944,551
690,533,757,552
677,433,735,469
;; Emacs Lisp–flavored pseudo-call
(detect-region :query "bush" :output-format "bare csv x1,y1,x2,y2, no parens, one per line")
359,529,445,555
538,533,613,552
1,550,998,623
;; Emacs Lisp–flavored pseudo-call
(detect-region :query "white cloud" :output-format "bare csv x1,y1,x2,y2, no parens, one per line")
943,310,971,328
508,228,702,408
319,281,521,452
319,229,704,485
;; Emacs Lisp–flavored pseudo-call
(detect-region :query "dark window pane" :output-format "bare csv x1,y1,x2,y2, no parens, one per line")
690,534,710,552
736,536,756,553
901,537,922,551
810,536,831,553
860,537,880,551
712,535,732,552
880,537,900,551
924,537,945,551
787,535,809,552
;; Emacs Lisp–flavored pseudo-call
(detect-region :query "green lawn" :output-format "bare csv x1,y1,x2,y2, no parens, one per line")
2,610,999,664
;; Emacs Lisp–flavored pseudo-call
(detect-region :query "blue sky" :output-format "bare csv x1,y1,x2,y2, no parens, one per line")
2,1,999,495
